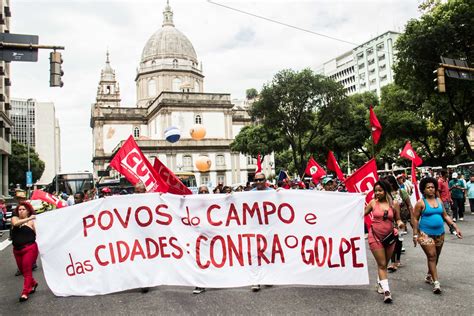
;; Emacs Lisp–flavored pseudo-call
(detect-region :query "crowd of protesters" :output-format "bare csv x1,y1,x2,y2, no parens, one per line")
4,167,471,304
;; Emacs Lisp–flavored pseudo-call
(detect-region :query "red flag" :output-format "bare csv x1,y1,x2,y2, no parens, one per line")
411,163,420,200
369,106,382,145
256,153,262,173
304,157,326,182
327,151,345,181
31,190,67,208
152,158,192,195
344,158,378,228
400,141,423,167
109,135,168,193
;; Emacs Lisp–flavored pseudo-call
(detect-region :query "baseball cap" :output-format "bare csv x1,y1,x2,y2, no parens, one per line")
452,172,458,179
322,177,334,185
101,187,111,193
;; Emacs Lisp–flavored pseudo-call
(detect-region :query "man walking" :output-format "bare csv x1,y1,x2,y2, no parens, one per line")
449,172,466,221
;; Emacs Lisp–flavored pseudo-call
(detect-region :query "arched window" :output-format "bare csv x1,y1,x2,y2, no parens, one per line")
173,59,178,68
195,114,202,124
133,127,140,138
148,79,156,97
194,81,199,92
172,78,181,92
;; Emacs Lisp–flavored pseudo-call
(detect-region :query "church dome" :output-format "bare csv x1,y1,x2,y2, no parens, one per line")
141,26,198,63
140,2,198,64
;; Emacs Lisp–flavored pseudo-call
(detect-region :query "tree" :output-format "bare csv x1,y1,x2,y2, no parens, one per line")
245,88,258,100
394,0,474,162
230,125,286,157
248,68,348,175
9,140,45,188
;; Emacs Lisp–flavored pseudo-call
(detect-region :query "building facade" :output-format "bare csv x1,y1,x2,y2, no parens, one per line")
0,0,12,196
11,99,61,184
91,3,274,188
316,31,400,98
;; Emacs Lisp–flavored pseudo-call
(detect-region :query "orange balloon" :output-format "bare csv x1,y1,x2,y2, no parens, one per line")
195,156,211,172
190,124,206,140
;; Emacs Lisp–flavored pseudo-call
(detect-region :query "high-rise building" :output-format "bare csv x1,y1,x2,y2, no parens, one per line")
11,99,61,185
316,31,400,98
0,0,12,195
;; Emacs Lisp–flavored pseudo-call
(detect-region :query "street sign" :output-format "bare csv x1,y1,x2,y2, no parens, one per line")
0,33,39,62
26,171,33,187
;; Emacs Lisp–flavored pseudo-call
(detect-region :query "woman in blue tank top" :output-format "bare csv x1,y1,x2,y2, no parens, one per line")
412,177,462,295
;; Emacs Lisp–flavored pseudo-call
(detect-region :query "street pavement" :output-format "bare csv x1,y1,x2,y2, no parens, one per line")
1,209,473,315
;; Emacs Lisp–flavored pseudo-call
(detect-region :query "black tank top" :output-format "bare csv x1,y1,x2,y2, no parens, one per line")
11,225,36,249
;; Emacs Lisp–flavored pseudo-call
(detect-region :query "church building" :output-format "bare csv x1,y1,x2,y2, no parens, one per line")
90,2,274,187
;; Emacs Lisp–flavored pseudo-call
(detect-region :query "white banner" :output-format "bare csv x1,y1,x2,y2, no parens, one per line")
36,190,368,296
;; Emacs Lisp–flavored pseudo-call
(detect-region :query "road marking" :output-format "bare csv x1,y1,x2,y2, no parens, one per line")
0,239,12,251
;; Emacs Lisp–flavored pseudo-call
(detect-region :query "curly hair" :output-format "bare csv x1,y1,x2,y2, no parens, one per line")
14,201,36,217
419,177,438,196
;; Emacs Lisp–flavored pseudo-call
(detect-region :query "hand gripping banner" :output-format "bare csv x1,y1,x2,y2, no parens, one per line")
35,191,368,296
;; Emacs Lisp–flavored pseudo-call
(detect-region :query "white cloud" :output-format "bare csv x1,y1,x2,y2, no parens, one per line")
9,0,420,174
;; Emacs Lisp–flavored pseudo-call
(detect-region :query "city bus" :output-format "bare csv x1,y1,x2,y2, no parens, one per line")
45,172,95,196
175,172,198,194
447,162,474,178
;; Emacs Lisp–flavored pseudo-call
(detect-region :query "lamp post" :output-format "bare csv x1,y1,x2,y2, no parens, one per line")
26,98,34,195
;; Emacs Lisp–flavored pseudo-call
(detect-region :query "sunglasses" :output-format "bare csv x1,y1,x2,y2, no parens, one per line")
383,210,388,220
255,178,265,182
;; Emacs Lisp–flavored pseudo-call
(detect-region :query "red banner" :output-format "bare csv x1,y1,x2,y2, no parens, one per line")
31,190,68,208
109,135,167,193
344,159,378,228
152,158,192,195
327,151,345,181
304,157,326,182
411,163,420,200
400,141,423,167
369,106,382,145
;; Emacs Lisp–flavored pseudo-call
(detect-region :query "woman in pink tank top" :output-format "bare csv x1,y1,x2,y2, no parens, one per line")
365,179,404,303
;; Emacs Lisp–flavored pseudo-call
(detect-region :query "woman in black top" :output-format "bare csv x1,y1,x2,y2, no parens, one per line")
11,201,38,302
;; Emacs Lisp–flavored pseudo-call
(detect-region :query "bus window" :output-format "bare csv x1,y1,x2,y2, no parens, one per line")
175,172,198,194
46,172,94,196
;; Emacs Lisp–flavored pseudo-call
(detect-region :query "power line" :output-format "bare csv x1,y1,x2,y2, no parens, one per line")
207,0,358,46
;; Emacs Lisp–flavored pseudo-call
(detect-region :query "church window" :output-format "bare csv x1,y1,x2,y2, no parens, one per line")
216,155,225,166
148,79,156,97
133,127,140,138
173,59,178,68
195,114,202,124
183,155,192,167
172,78,181,92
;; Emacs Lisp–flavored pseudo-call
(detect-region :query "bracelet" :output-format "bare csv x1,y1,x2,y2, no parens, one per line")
413,235,419,238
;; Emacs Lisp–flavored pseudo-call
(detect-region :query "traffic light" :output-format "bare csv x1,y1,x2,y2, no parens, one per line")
434,67,445,93
50,51,64,87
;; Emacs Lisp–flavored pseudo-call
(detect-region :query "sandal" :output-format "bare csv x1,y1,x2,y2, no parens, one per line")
387,264,397,272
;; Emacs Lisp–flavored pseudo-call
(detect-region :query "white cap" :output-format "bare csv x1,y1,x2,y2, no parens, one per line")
452,172,458,179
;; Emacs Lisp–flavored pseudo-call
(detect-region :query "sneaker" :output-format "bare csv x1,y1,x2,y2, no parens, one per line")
251,285,261,292
400,230,408,236
193,287,205,294
401,247,406,253
425,274,433,284
433,281,441,294
453,218,457,222
383,291,392,303
376,282,384,294
459,218,464,221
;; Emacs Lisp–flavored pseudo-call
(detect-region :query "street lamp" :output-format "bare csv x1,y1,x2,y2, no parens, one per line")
26,98,34,195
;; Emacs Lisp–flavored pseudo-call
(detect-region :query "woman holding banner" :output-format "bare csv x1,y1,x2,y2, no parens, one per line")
11,201,39,302
365,180,404,303
412,177,462,294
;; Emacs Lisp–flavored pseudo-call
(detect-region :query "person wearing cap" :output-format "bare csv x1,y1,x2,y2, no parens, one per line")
321,177,335,191
100,187,112,198
449,172,466,221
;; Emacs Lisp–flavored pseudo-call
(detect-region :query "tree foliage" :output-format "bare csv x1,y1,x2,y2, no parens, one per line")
245,88,258,100
393,0,474,162
9,140,45,188
247,68,348,175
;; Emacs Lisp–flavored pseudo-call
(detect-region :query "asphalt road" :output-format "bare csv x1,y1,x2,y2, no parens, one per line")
1,209,473,315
